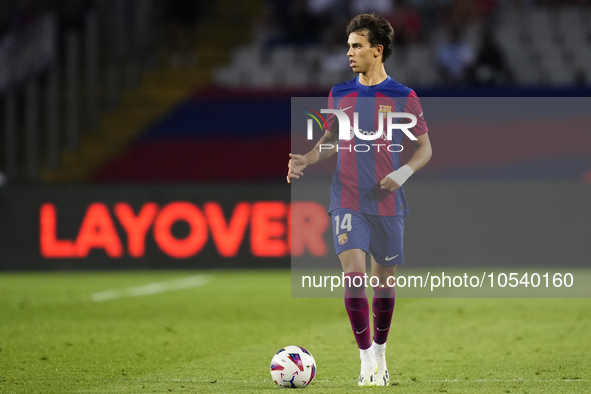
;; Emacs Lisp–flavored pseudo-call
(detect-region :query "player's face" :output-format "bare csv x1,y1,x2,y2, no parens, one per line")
347,31,381,73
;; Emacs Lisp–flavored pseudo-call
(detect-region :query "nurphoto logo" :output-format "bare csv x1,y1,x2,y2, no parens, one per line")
303,107,417,153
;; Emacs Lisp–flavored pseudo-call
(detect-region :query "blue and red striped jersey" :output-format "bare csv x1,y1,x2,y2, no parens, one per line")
326,76,428,216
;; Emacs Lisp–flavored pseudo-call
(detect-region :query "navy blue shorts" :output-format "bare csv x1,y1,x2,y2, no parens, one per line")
331,208,404,267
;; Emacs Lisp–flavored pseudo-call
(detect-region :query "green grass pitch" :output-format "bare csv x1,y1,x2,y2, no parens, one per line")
0,270,589,393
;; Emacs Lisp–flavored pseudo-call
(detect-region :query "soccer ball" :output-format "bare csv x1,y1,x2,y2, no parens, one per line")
270,346,316,388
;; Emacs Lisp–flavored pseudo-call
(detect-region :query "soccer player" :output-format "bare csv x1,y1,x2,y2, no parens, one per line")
287,13,432,387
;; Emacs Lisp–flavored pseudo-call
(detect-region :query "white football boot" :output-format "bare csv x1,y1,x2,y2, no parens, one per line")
372,341,390,386
357,347,377,387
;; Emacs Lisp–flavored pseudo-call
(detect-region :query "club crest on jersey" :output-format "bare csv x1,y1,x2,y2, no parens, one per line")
338,233,348,245
378,105,392,119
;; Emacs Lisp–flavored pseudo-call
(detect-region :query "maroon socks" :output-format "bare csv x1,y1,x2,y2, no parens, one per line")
344,272,396,349
344,272,371,350
372,285,395,345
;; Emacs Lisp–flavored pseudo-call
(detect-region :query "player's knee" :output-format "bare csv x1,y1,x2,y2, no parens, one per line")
373,283,395,299
339,249,366,273
344,272,367,299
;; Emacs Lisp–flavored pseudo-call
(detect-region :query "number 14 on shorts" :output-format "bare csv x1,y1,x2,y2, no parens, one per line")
334,213,352,235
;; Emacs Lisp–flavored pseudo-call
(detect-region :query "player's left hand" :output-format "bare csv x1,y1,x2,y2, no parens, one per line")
380,177,401,192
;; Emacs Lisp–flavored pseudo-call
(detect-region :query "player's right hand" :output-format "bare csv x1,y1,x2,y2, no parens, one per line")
287,153,307,183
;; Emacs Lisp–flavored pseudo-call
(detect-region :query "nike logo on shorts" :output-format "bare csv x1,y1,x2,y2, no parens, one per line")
385,254,399,261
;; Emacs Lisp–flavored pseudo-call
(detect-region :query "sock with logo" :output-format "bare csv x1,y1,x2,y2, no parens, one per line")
372,284,395,345
344,272,371,350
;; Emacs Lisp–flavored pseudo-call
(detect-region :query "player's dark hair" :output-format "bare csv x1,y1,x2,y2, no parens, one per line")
346,13,394,62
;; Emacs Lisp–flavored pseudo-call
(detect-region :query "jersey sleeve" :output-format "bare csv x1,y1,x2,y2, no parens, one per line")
405,90,428,137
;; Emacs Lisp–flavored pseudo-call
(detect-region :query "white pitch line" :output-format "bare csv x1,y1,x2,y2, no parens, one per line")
91,275,210,302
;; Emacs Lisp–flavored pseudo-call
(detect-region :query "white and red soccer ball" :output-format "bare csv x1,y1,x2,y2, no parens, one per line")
270,346,316,388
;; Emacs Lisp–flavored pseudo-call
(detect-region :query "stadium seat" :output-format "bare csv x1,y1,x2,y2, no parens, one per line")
283,68,309,87
270,47,297,71
249,67,277,87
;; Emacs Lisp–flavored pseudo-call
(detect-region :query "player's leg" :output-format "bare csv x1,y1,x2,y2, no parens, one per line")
370,256,397,346
370,256,396,386
331,209,375,387
339,249,376,387
367,215,404,386
339,248,370,353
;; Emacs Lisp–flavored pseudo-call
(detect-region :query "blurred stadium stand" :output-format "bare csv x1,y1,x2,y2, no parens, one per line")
216,0,591,89
1,0,591,186
0,0,261,185
90,89,293,182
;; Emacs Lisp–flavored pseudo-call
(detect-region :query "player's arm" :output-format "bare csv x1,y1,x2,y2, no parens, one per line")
405,132,432,173
380,132,432,192
287,129,339,183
